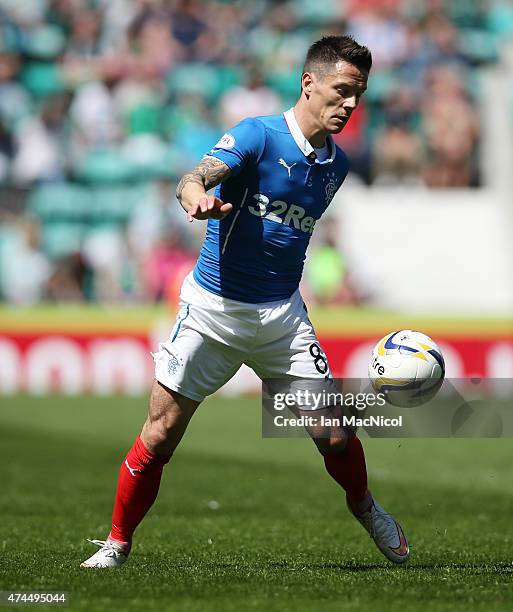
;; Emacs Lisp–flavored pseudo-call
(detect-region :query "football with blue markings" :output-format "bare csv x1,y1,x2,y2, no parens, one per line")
368,330,445,407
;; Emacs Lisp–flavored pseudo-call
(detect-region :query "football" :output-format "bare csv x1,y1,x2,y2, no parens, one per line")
368,330,445,407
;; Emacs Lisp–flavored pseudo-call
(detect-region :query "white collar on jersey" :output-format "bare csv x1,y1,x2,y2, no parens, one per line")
283,108,336,163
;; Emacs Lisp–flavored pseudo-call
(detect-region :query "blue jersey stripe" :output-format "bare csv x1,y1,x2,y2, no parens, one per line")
221,187,248,255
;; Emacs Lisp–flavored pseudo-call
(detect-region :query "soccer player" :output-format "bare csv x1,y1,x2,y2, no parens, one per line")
81,35,409,568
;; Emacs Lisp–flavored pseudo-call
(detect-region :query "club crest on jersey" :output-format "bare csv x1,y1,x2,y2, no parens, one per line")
213,133,235,150
324,172,337,205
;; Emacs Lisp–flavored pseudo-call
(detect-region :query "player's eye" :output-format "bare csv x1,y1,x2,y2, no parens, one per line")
336,86,359,99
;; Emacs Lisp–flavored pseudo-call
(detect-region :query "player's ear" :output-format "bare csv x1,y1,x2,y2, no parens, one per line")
301,72,314,98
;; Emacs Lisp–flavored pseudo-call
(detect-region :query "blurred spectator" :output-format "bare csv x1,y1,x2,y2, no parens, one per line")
69,80,119,152
81,227,127,302
0,117,14,182
46,252,90,301
143,228,196,302
170,0,207,61
373,125,424,185
421,66,479,187
166,93,220,166
0,219,50,304
11,92,71,185
219,65,281,128
303,220,361,306
124,5,177,78
347,0,408,69
65,6,103,59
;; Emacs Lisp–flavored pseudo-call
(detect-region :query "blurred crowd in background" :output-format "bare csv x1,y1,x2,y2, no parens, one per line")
0,0,512,306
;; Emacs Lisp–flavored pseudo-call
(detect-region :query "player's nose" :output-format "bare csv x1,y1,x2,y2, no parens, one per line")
344,95,358,109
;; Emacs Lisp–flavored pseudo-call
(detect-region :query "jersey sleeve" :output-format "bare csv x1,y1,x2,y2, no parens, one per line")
204,117,266,176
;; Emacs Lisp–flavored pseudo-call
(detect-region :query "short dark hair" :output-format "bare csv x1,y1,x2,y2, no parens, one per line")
303,35,372,77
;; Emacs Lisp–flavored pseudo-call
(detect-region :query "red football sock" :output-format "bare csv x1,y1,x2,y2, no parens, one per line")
323,436,371,515
110,435,171,544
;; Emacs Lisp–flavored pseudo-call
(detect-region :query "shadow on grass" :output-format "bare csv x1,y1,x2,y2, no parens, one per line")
310,561,513,573
150,559,513,574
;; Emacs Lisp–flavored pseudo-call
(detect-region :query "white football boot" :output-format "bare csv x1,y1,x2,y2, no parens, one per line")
352,499,410,564
80,538,130,568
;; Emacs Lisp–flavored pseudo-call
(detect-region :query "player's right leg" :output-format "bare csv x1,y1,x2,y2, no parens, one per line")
81,273,247,568
80,381,199,568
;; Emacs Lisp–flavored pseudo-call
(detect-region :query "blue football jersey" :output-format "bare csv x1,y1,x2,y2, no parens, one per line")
193,109,350,303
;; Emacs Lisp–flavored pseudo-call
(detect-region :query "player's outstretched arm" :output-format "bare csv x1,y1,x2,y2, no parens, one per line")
176,157,234,222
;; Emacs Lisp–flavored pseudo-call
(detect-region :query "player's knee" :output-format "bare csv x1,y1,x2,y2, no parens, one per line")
144,421,171,447
144,406,184,447
316,433,348,455
144,381,198,453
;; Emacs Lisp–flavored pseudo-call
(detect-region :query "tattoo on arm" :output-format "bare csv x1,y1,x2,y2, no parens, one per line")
176,157,232,201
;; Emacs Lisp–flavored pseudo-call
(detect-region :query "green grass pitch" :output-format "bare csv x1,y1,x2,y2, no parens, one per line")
1,395,512,611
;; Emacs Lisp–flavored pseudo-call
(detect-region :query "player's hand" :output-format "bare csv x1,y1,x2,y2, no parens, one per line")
187,196,233,222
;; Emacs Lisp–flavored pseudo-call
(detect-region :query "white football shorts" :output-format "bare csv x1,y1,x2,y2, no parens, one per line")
152,272,333,402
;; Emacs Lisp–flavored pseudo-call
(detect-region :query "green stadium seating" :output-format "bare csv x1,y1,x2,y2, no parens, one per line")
24,25,66,59
19,62,66,98
459,29,498,63
89,185,146,227
40,221,85,259
166,63,241,103
27,183,91,223
73,149,137,184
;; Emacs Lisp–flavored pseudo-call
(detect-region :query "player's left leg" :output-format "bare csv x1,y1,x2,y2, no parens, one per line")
307,422,372,515
249,289,409,564
308,425,409,564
